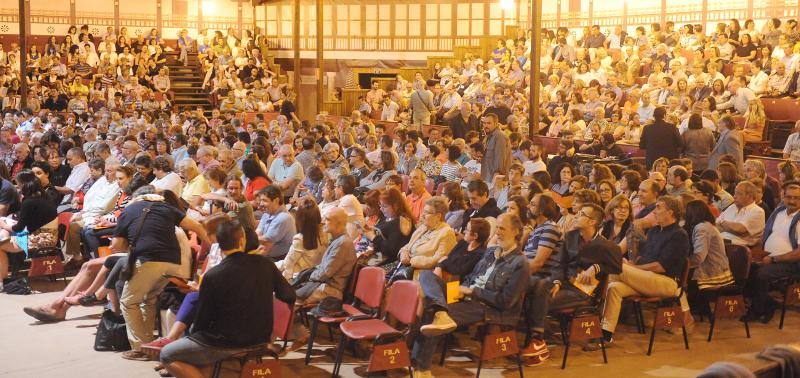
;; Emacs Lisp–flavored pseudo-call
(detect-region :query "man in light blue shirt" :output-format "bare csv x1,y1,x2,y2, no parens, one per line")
256,185,296,259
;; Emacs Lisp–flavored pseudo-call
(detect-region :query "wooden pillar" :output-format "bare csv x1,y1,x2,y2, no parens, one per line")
623,1,628,30
293,0,301,92
237,0,243,35
701,0,708,34
114,0,120,34
70,0,76,25
198,0,203,31
529,0,541,138
316,0,323,111
588,0,593,27
747,0,753,19
19,0,27,108
661,0,666,27
556,0,561,28
156,0,163,35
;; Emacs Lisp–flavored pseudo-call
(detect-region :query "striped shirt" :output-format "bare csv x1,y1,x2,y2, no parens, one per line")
440,161,462,182
523,220,562,275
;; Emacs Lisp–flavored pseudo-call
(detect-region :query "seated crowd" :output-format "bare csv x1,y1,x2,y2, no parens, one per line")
2,18,800,378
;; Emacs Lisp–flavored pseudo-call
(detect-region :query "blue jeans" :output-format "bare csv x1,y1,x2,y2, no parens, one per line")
411,270,487,370
83,226,115,257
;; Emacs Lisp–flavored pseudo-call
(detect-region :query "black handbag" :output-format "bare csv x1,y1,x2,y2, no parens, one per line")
387,264,414,284
94,309,131,352
290,267,315,288
2,277,32,295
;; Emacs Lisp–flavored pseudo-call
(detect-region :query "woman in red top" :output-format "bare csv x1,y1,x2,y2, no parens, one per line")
243,155,270,201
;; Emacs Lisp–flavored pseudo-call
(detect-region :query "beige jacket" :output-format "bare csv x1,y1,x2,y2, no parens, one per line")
399,222,457,270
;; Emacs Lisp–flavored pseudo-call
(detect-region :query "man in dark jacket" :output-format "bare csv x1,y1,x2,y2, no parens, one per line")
459,180,502,233
639,106,682,168
411,213,530,377
160,220,295,377
524,203,622,365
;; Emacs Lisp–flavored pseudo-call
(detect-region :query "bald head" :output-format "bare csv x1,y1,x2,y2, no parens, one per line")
324,208,348,237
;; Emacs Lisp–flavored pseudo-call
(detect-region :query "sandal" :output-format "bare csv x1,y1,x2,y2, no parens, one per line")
157,368,173,377
64,291,88,306
23,306,65,323
121,350,151,361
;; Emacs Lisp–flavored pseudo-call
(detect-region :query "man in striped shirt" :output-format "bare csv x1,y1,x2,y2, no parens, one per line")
520,194,563,366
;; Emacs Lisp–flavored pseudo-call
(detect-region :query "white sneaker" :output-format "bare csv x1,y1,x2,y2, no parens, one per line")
420,311,457,336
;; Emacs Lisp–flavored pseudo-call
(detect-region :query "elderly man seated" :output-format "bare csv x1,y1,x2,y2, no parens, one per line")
716,181,765,248
411,213,529,377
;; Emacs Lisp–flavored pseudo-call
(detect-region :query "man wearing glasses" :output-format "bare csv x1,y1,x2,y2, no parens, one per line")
746,182,800,323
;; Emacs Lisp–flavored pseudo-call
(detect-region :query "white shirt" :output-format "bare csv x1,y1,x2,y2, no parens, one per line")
65,161,91,193
268,158,305,194
678,116,716,134
717,202,765,246
338,194,365,240
523,159,546,176
764,209,800,257
784,132,800,161
151,172,184,198
381,101,399,121
81,176,120,222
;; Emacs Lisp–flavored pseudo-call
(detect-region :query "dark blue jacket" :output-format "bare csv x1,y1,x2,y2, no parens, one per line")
463,246,529,325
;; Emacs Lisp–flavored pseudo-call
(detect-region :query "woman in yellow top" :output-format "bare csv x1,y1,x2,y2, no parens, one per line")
68,77,89,97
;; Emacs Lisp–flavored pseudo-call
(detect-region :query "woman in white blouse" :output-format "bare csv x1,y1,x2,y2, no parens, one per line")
277,197,327,280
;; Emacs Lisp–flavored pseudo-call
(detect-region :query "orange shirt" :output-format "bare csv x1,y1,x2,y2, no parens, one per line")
407,190,432,222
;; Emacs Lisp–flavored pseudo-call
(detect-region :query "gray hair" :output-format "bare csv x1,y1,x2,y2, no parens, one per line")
425,196,449,218
657,195,684,221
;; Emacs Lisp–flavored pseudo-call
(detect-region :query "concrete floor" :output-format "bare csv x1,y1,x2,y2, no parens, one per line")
0,279,796,378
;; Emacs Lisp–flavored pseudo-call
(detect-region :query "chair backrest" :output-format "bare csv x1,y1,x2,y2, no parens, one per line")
677,258,691,295
272,296,293,341
384,280,420,326
353,266,386,309
725,244,752,283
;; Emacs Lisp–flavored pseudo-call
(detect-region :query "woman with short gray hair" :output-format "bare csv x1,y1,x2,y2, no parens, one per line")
397,195,457,276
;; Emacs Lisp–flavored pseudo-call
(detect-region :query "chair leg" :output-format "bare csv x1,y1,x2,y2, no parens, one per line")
439,333,450,366
646,317,658,356
211,361,222,378
706,313,716,342
331,335,347,378
600,336,608,364
516,351,524,378
305,317,320,365
408,366,413,378
327,323,335,341
779,300,787,329
560,317,571,369
634,302,645,334
744,316,751,338
682,325,689,350
476,325,487,378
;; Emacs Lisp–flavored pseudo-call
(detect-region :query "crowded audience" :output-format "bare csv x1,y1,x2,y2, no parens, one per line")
4,17,800,378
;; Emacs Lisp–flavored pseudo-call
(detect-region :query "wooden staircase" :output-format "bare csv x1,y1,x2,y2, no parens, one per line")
163,51,212,114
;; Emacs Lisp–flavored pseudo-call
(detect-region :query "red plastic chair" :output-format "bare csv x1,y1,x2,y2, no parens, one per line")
331,280,420,378
210,295,294,378
304,266,386,365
